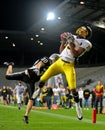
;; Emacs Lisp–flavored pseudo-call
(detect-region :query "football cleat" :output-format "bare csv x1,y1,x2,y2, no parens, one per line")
18,107,21,110
23,116,28,124
4,62,9,66
9,62,14,66
75,103,83,120
4,62,14,66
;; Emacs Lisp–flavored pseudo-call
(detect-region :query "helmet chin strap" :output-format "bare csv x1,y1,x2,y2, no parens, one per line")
76,35,86,39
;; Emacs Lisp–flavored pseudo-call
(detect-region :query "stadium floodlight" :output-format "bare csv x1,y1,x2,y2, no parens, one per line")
46,12,55,21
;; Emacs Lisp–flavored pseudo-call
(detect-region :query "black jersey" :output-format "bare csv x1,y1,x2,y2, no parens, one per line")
5,56,51,100
29,56,51,77
33,56,51,67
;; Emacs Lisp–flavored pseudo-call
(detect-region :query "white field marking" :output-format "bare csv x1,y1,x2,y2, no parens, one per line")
0,104,105,126
32,110,105,126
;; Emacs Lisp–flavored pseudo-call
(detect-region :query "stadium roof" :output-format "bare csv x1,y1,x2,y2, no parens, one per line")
0,0,105,65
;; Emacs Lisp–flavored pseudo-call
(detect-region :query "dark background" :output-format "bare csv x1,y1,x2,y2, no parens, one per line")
0,0,105,66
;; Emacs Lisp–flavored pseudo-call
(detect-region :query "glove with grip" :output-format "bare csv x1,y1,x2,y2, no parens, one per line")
60,32,74,43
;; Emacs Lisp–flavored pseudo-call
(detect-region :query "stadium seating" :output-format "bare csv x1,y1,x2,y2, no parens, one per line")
0,65,105,89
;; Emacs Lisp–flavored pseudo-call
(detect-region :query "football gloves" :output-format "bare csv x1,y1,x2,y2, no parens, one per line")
60,32,74,44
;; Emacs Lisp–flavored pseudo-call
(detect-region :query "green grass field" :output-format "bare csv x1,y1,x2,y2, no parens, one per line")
0,104,105,130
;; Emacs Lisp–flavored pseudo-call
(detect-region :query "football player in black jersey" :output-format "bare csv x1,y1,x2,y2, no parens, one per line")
5,57,51,124
5,54,59,124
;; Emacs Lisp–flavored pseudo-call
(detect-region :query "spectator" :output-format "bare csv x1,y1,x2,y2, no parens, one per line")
90,88,96,108
1,86,8,105
78,87,84,108
40,85,48,107
94,80,104,114
0,88,2,103
45,85,53,109
7,86,13,104
60,86,66,107
65,87,73,109
53,86,60,105
39,85,53,109
83,86,91,110
24,87,29,105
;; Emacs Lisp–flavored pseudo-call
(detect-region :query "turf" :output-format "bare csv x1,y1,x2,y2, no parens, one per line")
0,104,105,130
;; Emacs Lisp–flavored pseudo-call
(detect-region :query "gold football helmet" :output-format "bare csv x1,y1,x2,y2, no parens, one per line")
76,26,92,39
